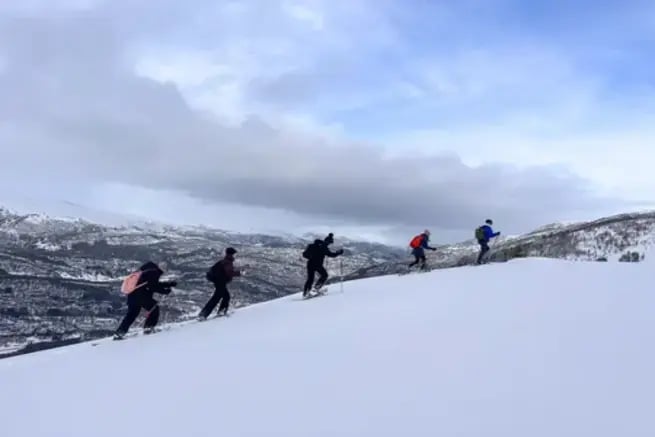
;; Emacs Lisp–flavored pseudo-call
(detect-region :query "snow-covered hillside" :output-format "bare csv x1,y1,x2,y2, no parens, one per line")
0,206,402,354
1,258,652,436
349,210,655,279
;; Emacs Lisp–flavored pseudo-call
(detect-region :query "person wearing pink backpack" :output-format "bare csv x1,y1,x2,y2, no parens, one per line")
113,261,177,340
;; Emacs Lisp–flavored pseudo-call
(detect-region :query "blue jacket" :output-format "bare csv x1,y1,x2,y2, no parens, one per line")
480,225,499,242
418,234,435,250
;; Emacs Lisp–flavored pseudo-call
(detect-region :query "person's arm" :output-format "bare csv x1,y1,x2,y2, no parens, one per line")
421,236,436,251
326,247,343,257
484,226,500,239
154,279,176,295
224,261,241,278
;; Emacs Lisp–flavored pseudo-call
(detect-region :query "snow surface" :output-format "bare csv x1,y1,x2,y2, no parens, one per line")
0,258,653,436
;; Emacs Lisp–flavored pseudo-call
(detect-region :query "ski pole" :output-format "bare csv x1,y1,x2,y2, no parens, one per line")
340,258,344,293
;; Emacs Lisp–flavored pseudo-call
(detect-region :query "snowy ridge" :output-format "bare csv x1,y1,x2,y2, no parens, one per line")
1,257,653,436
347,209,655,280
3,206,655,357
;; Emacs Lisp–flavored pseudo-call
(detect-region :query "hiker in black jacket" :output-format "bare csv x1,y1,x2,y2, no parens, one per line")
114,261,176,339
302,235,343,296
198,247,242,319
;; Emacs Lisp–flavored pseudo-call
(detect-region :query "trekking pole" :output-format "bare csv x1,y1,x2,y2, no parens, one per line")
159,293,169,326
340,257,344,293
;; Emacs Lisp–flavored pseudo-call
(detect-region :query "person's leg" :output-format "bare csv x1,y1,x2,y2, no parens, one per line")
477,240,489,264
198,285,221,319
142,298,160,332
114,294,141,337
314,265,328,290
304,265,316,295
410,248,425,269
217,284,230,315
409,252,420,267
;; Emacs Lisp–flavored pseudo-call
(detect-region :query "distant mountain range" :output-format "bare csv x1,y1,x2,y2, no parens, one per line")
0,206,404,357
1,206,653,358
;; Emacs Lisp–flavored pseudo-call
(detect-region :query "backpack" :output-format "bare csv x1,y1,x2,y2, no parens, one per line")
121,271,145,295
302,242,316,259
475,226,485,240
409,234,423,249
206,261,223,282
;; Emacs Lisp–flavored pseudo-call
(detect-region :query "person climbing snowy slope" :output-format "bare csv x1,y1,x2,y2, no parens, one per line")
408,230,436,270
198,247,243,319
475,219,500,264
114,261,177,339
302,234,343,297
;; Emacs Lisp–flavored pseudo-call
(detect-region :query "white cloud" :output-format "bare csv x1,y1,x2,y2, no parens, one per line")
282,0,324,30
0,0,643,244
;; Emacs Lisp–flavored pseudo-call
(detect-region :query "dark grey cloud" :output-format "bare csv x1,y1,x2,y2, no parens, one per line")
0,3,621,235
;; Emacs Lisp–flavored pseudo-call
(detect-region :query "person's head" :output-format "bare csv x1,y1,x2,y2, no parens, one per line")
139,261,163,279
485,219,493,225
225,247,237,258
141,260,161,270
424,229,431,236
324,232,334,244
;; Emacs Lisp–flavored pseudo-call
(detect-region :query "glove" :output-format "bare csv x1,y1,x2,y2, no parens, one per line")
431,248,437,251
169,281,178,287
338,249,344,255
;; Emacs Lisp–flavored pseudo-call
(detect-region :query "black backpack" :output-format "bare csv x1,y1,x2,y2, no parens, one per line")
205,260,224,282
302,242,320,259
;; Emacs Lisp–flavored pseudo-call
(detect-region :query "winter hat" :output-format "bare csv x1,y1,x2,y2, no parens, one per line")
324,232,334,244
424,229,431,235
485,219,493,225
226,247,237,255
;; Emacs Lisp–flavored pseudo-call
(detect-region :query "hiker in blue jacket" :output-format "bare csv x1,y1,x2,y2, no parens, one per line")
476,219,500,264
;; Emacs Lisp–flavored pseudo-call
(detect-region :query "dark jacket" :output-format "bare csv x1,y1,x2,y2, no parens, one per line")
208,254,241,285
131,261,175,301
417,233,435,250
304,239,343,266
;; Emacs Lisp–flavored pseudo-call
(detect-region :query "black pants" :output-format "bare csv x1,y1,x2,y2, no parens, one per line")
477,239,490,263
116,292,159,334
409,247,426,269
199,283,230,318
304,263,328,293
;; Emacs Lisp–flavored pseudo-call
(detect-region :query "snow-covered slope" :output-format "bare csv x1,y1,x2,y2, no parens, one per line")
0,206,403,354
350,210,655,279
1,258,652,436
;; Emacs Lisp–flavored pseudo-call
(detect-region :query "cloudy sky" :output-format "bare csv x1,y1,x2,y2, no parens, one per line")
1,0,654,245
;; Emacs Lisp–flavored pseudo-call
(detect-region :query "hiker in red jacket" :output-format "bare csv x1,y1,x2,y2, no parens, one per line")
114,261,177,339
408,230,436,270
198,247,242,319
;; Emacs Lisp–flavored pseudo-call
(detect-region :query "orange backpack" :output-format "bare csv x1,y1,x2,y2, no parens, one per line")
409,234,423,249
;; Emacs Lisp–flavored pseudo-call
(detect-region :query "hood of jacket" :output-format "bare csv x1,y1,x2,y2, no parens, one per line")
139,261,163,278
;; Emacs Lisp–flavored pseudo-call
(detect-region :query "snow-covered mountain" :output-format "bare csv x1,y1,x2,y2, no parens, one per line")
347,210,655,279
0,206,404,356
1,257,652,436
3,206,655,357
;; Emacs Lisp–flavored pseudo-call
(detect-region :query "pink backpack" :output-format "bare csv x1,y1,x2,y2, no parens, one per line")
121,271,146,295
